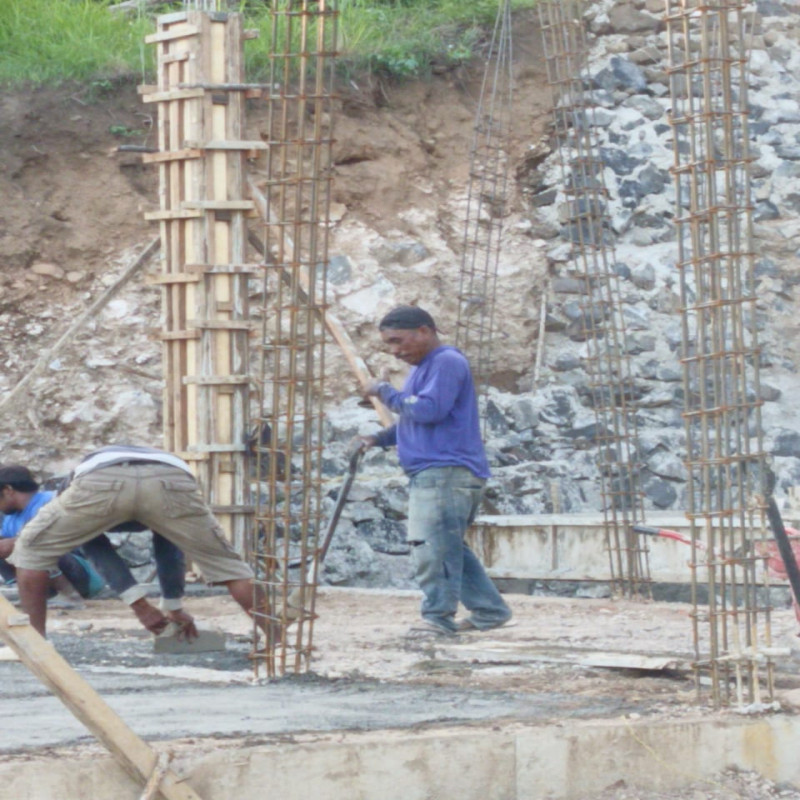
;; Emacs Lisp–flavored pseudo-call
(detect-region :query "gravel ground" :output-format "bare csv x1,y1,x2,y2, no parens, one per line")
4,586,800,798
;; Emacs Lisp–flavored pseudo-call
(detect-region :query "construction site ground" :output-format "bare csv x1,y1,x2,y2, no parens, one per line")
4,586,800,798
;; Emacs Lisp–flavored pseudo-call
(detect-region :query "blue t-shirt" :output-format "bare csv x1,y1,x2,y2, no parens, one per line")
1,490,55,539
374,345,490,479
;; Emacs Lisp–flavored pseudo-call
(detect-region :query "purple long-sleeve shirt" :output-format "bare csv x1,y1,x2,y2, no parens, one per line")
373,345,490,479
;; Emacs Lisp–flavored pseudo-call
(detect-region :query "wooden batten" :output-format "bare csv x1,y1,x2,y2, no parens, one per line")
144,23,199,44
147,9,253,554
185,139,267,151
144,208,203,221
0,596,207,800
146,273,202,285
141,148,203,164
184,263,262,274
142,87,206,104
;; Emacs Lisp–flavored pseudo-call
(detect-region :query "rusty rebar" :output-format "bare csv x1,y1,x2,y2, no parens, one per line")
455,0,513,403
250,0,338,679
666,0,772,708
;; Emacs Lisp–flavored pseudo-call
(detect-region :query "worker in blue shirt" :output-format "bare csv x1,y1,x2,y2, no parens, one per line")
360,305,511,636
0,467,101,602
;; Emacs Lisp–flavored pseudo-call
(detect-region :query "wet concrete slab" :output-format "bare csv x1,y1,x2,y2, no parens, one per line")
3,586,800,759
0,632,642,752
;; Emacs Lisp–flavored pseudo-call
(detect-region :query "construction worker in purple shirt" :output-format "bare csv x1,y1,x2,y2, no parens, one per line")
358,305,512,637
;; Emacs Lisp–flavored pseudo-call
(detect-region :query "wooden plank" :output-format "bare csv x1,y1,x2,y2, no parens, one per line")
578,652,686,671
177,83,270,91
159,330,202,341
0,595,205,800
195,320,253,330
144,24,200,44
141,148,203,164
144,209,203,222
146,273,201,285
142,88,205,104
175,452,211,462
182,375,250,385
185,140,267,151
153,10,189,24
182,200,255,211
185,444,247,454
211,505,257,514
161,51,191,65
185,263,262,274
190,442,247,454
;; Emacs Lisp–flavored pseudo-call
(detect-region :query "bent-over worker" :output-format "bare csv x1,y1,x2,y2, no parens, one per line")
7,445,262,638
0,463,195,637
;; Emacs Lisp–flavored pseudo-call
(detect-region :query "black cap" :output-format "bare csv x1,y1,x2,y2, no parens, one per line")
379,305,437,331
0,465,39,492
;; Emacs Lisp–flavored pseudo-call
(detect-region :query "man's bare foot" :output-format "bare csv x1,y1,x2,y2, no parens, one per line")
131,597,168,635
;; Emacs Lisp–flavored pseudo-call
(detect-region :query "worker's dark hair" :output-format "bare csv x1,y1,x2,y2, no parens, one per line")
379,305,437,331
0,464,39,493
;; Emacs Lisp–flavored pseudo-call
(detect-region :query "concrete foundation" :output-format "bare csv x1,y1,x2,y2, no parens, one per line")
3,515,798,800
471,512,744,583
3,713,799,800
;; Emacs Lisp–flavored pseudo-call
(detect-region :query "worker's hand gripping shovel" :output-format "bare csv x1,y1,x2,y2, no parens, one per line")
284,448,364,621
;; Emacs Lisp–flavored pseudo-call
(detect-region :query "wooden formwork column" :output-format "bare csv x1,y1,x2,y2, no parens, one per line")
142,10,260,551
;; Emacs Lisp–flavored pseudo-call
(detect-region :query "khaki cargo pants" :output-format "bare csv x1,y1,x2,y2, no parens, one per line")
9,462,253,584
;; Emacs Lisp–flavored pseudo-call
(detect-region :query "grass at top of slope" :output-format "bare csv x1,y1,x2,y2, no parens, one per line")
0,0,537,88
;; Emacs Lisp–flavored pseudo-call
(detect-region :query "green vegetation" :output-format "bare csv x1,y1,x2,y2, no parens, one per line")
0,0,536,88
244,0,536,80
0,0,153,86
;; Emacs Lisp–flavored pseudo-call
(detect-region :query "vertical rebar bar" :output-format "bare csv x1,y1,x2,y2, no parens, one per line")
665,0,772,708
250,0,337,679
455,0,513,405
539,0,649,597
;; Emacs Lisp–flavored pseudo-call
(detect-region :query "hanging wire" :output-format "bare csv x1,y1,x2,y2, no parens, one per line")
538,0,649,597
455,0,514,413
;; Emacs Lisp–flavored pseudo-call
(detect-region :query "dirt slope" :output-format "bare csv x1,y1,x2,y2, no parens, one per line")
0,9,549,470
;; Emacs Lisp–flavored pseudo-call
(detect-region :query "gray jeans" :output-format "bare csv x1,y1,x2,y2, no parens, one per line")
407,466,510,632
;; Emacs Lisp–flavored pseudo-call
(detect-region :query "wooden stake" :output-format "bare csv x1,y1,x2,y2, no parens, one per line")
532,277,549,390
0,595,205,800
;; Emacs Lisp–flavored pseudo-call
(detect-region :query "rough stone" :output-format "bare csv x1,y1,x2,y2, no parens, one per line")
593,57,648,94
31,262,65,279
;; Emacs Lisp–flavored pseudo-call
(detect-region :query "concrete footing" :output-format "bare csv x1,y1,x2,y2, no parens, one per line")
4,712,799,799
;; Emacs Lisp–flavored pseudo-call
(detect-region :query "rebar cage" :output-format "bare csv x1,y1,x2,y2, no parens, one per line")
249,0,338,678
666,0,774,708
